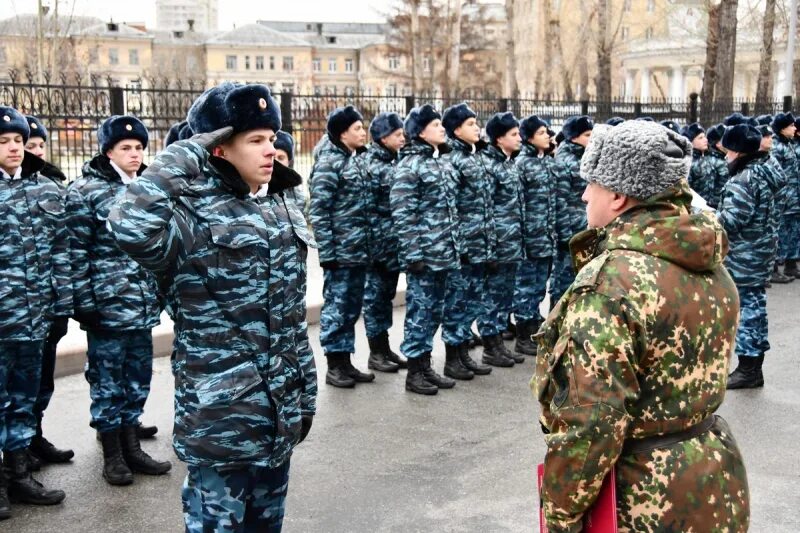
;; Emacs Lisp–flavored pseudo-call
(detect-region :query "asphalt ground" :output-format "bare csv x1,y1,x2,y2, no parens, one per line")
4,282,800,532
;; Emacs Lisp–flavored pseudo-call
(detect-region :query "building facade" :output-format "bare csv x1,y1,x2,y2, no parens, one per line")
155,0,218,33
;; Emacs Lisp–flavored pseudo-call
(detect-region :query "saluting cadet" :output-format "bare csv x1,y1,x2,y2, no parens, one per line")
67,116,171,486
109,82,317,532
0,106,69,518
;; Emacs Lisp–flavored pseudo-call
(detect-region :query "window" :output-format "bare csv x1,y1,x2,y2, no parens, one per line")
647,0,655,12
314,86,322,95
282,82,294,92
328,58,337,72
256,56,264,70
623,0,631,12
0,46,6,64
109,48,119,65
283,56,293,72
88,47,98,64
422,55,431,72
269,56,275,70
345,58,353,72
245,55,250,70
344,86,355,96
129,49,139,65
385,83,398,97
645,26,653,39
621,27,629,40
226,55,237,70
388,55,400,70
313,58,321,72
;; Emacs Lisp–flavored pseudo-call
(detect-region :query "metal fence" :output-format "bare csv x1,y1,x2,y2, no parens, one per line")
1,71,795,180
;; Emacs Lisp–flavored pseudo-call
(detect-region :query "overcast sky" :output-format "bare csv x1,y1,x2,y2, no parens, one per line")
8,0,393,28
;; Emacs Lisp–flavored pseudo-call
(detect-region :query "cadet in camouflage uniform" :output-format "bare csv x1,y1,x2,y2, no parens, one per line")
552,116,593,305
703,123,731,208
274,130,308,211
22,115,76,468
308,106,377,388
682,123,715,203
109,82,317,532
0,106,68,517
514,116,559,357
717,125,780,390
770,113,800,278
362,113,408,373
440,103,494,377
391,104,463,395
479,112,525,366
534,121,749,532
67,116,171,485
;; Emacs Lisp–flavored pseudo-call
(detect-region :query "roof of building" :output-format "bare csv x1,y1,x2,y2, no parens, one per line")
0,14,102,36
76,21,152,39
206,23,309,47
257,21,387,35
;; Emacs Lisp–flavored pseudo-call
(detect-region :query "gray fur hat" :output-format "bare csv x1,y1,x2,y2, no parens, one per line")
580,121,692,201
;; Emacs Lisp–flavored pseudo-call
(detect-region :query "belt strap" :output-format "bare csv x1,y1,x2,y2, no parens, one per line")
623,415,716,455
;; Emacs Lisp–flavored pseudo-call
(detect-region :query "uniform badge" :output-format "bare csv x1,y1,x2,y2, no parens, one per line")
31,122,38,129
2,115,9,122
258,98,267,110
125,124,133,131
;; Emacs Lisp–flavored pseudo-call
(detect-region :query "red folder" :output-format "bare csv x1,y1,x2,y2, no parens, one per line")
537,463,618,533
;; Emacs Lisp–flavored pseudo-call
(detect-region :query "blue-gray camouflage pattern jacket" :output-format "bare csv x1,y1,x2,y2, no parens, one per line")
308,136,376,266
108,140,318,469
771,134,800,216
555,141,587,243
390,139,463,271
0,153,72,342
482,143,524,263
66,155,161,330
516,142,559,259
364,142,401,270
444,137,496,264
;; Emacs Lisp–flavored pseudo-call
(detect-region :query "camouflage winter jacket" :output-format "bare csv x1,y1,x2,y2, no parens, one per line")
108,140,318,469
516,142,559,259
67,155,161,330
308,135,376,266
554,141,587,243
771,134,800,215
482,143,524,263
717,152,780,287
533,181,749,533
0,153,72,341
390,139,463,271
707,147,730,208
364,142,400,270
688,150,720,207
444,137,496,264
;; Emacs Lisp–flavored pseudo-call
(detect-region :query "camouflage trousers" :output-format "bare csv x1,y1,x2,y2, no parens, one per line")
550,246,576,307
401,269,452,359
182,459,291,533
513,257,552,322
441,267,475,346
35,316,69,420
320,266,367,355
735,286,769,358
477,263,519,337
85,329,153,432
0,341,44,452
777,214,800,261
362,267,399,339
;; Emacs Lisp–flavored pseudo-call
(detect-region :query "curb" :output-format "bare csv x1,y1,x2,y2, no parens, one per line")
54,290,406,379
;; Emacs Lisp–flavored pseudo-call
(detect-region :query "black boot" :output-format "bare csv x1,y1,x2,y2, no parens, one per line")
469,330,483,348
26,449,41,471
514,319,539,356
405,357,438,395
343,354,375,383
379,331,408,369
501,315,516,341
0,464,10,520
459,342,492,375
726,356,764,389
499,332,525,363
481,335,515,367
785,259,800,279
771,263,793,284
99,429,134,486
325,352,356,388
3,449,65,505
443,344,474,380
120,425,172,476
136,423,158,439
367,334,400,373
421,352,455,389
29,420,74,464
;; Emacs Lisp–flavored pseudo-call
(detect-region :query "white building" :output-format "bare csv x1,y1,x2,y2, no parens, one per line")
155,0,218,32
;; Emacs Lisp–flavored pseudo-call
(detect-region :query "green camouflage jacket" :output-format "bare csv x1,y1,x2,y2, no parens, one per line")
532,181,749,532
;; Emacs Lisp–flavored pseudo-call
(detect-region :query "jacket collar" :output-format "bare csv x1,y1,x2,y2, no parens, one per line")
208,156,303,199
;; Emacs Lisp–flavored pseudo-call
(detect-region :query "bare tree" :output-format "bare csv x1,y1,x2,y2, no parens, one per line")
447,0,462,97
410,0,422,93
700,0,721,123
505,0,518,98
577,2,590,99
715,0,739,101
755,0,778,112
594,0,611,103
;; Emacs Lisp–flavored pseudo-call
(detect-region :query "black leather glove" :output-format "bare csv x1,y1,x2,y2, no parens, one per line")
190,126,234,151
557,241,571,252
74,310,102,330
298,415,313,444
460,254,470,265
372,261,387,272
406,261,425,274
320,261,340,270
485,261,499,274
